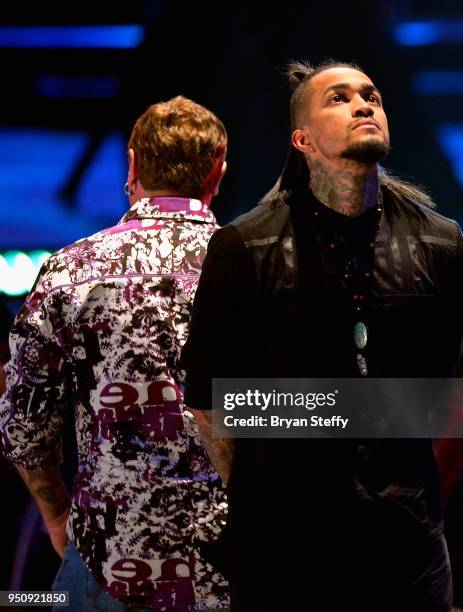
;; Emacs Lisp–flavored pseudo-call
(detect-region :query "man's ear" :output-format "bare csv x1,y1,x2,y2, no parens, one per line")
205,156,227,197
291,129,315,156
128,148,138,185
213,160,227,195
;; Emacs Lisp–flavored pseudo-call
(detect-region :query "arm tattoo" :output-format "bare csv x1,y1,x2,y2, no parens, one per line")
15,464,71,522
202,435,235,485
36,485,58,504
193,409,234,485
26,467,52,483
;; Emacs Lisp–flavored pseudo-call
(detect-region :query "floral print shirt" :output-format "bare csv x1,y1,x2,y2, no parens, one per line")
0,197,229,610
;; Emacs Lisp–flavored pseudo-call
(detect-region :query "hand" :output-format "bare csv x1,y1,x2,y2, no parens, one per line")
46,507,70,558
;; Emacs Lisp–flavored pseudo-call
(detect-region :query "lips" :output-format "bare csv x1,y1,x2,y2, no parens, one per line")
353,120,380,130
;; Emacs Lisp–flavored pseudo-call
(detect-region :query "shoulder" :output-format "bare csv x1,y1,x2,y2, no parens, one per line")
36,225,114,289
385,187,461,243
230,194,291,243
203,226,251,267
28,217,133,300
414,201,460,237
207,193,291,258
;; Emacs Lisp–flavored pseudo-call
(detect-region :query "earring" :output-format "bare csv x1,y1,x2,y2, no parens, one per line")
123,182,136,196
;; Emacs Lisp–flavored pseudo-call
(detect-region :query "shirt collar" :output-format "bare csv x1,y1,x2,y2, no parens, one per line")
119,196,216,224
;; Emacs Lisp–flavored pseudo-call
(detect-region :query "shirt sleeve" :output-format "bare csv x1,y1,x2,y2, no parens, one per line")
182,225,257,409
0,263,70,469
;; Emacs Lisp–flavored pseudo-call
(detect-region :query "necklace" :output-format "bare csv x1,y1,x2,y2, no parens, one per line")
311,194,383,376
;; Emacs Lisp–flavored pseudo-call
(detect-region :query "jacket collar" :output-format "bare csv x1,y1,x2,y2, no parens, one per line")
119,196,216,224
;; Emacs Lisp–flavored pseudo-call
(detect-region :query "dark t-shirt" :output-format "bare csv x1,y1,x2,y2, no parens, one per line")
183,190,460,611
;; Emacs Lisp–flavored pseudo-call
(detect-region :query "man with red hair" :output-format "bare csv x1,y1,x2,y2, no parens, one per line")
1,96,230,611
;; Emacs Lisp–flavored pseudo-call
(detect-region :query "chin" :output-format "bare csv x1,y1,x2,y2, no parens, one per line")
342,138,390,164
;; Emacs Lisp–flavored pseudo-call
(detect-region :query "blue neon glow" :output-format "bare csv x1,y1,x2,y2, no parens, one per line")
0,25,144,48
394,21,463,46
36,75,120,99
412,71,463,95
437,124,463,194
76,132,127,221
0,127,127,250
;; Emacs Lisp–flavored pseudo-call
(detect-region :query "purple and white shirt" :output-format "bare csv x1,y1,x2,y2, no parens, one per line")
0,197,229,610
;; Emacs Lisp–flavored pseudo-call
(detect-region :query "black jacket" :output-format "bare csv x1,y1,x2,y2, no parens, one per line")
232,185,463,378
184,185,463,611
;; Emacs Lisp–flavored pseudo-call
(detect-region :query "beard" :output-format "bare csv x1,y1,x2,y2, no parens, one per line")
341,136,390,164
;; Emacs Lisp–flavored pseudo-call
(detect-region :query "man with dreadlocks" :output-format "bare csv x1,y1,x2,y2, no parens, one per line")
182,60,463,611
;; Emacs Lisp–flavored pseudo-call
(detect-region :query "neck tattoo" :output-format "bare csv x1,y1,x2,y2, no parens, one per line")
308,158,379,217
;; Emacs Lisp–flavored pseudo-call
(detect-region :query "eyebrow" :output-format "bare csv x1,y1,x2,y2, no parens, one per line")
322,82,383,99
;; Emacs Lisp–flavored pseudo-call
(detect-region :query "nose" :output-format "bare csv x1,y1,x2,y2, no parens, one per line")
351,95,373,118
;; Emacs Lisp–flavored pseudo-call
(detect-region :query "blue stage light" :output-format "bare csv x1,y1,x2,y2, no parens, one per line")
394,21,463,46
412,71,463,95
0,25,144,48
437,124,463,190
0,127,126,250
36,75,120,99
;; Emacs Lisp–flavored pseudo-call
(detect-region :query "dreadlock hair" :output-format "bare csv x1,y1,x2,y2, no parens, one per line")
264,59,433,207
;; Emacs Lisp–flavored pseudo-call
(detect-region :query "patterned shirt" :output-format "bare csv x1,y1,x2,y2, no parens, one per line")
0,197,229,610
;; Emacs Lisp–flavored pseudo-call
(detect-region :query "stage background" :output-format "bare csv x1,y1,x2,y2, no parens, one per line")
1,1,462,609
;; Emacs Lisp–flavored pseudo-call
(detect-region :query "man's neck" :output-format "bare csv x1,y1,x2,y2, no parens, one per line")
140,189,183,199
130,188,208,208
308,158,379,217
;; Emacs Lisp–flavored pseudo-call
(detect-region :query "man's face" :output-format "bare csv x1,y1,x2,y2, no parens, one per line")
296,67,390,164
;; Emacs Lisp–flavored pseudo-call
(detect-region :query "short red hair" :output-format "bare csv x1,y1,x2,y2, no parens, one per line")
128,96,227,199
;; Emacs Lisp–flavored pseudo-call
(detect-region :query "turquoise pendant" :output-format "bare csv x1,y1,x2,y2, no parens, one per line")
354,322,368,350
